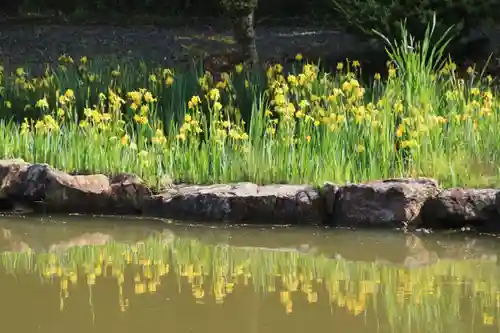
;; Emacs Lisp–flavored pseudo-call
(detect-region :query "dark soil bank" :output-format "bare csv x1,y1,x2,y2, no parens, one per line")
0,22,372,75
2,18,500,80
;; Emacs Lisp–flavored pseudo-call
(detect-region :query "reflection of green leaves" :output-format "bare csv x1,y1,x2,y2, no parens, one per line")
0,235,500,331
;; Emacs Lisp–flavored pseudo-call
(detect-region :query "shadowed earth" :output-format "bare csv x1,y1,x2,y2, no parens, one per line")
0,14,499,82
0,21,367,74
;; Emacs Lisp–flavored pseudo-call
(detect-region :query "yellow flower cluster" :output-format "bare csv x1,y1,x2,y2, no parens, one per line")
175,76,249,145
4,51,500,188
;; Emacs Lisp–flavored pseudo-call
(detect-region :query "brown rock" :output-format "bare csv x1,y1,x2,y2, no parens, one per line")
110,173,152,212
10,163,112,213
331,178,440,228
322,182,339,216
0,163,156,214
0,159,30,199
420,188,500,229
0,161,152,215
143,183,323,224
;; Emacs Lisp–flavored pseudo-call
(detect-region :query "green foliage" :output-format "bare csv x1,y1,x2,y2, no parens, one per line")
220,0,258,15
3,32,500,188
329,0,500,46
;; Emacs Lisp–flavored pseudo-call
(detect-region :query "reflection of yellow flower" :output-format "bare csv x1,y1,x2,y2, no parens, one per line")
69,273,78,284
148,281,157,293
483,313,495,326
193,288,204,299
353,300,365,316
307,292,318,303
60,279,68,291
135,283,146,294
87,273,96,285
280,291,290,303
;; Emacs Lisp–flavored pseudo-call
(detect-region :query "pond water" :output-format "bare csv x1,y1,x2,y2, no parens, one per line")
0,215,499,333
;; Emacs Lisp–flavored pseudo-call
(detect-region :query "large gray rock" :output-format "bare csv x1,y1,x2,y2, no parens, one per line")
322,182,339,217
0,162,151,214
330,178,440,228
109,173,153,213
2,159,500,232
11,164,110,209
143,183,323,224
420,188,500,230
0,159,29,199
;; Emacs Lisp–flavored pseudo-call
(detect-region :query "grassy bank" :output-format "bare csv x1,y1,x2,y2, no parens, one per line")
1,234,500,331
0,21,499,189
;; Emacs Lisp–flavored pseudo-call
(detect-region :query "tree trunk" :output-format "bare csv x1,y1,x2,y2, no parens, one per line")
232,9,259,66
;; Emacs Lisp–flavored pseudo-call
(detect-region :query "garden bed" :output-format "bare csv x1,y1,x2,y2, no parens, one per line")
1,20,500,231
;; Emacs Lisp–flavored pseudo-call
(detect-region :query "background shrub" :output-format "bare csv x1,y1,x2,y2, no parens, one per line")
328,0,500,53
3,0,499,39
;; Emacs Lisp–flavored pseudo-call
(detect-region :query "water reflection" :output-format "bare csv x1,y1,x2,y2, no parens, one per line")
0,216,499,333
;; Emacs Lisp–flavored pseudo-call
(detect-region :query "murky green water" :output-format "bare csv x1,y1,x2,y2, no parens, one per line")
0,215,499,333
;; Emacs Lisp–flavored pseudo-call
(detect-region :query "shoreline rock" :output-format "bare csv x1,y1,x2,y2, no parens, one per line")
1,159,500,231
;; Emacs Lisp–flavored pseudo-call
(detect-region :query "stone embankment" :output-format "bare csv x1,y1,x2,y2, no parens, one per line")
0,159,499,231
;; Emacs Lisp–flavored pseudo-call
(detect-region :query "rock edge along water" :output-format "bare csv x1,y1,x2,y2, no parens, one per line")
1,159,500,231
